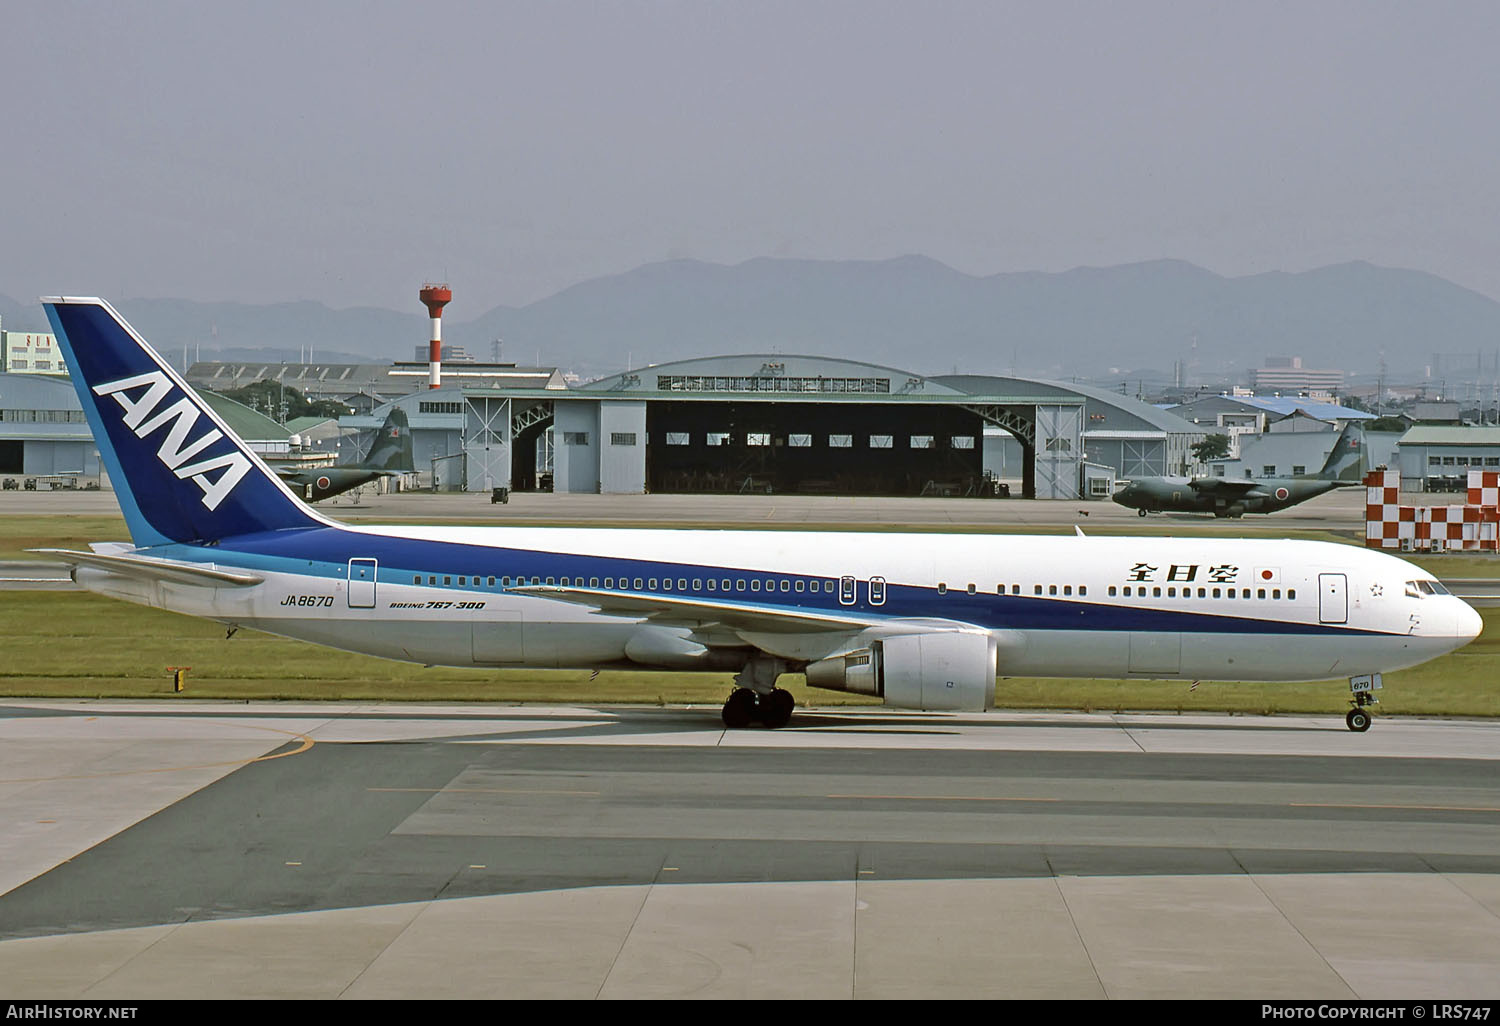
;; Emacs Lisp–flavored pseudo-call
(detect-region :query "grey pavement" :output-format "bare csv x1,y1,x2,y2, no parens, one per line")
1,701,1498,1000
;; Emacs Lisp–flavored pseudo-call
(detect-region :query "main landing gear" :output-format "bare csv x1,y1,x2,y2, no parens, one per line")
721,654,795,729
721,687,795,729
1346,673,1381,732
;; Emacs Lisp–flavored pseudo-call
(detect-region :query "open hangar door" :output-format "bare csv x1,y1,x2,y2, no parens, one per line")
645,401,985,496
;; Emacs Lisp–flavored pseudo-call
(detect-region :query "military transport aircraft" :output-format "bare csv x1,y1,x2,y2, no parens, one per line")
1113,424,1360,517
275,407,413,502
35,298,1481,732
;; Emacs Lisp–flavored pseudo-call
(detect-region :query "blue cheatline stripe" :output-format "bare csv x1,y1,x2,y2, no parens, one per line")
139,528,1392,639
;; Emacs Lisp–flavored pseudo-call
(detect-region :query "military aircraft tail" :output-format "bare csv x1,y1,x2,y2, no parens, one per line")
1317,423,1363,482
360,408,414,472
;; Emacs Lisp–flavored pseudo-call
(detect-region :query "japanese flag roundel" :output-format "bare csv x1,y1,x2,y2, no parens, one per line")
1258,568,1281,584
1274,486,1290,500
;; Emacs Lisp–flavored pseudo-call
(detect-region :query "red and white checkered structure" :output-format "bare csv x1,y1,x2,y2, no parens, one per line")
1365,469,1500,551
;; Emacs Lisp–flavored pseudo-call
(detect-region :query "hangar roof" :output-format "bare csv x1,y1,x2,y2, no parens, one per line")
575,355,1077,404
935,374,1203,435
0,372,79,411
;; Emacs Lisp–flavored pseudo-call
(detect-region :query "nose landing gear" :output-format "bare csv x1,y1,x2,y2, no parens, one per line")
1346,673,1381,732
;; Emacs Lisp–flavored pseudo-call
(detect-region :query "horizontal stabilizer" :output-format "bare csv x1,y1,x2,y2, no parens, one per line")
30,548,264,588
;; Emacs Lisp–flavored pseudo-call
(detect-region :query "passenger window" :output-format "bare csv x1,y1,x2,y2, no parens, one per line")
633,578,643,590
967,583,976,595
1167,587,1175,597
1063,585,1072,596
707,579,716,591
1048,585,1057,595
1108,586,1117,596
795,580,804,593
736,580,746,592
444,576,452,586
488,577,496,587
939,583,948,595
590,577,599,588
780,580,790,592
752,580,761,592
648,578,658,590
1272,588,1280,599
693,578,702,590
459,577,467,586
1079,586,1087,596
1011,585,1020,595
678,578,687,590
604,577,614,588
1034,585,1042,595
1288,588,1296,599
413,576,421,585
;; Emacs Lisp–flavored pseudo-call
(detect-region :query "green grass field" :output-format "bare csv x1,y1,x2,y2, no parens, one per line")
2,512,1495,716
0,591,1493,718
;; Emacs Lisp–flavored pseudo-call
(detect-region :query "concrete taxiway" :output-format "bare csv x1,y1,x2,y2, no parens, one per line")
0,482,1388,533
1,701,1498,1000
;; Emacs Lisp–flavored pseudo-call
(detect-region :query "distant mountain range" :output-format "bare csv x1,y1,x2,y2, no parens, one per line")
5,257,1499,382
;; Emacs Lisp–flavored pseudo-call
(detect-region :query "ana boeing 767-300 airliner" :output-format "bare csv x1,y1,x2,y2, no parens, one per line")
35,297,1483,731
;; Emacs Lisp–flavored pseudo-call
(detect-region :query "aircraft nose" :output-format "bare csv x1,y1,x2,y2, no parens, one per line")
1455,599,1484,643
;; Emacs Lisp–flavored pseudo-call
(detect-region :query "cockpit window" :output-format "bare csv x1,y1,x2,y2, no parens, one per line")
1406,580,1449,597
1405,581,1424,598
1425,580,1450,595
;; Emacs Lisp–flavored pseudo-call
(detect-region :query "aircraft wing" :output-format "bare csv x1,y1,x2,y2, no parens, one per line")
508,584,880,634
1186,478,1264,494
30,548,265,588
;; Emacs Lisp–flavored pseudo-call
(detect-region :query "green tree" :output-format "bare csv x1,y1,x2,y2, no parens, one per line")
212,381,349,423
1191,433,1231,463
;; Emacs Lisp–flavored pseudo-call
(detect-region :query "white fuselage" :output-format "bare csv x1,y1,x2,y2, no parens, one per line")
75,526,1482,686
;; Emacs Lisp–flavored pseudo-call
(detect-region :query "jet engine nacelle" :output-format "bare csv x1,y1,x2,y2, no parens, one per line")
805,629,996,711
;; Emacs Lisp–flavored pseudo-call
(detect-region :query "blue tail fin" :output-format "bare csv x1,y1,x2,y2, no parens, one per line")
44,297,323,546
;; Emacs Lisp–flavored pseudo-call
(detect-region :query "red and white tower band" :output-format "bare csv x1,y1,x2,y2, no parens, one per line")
419,284,452,389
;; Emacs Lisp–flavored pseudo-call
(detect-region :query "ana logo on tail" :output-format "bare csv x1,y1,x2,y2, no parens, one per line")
93,371,252,510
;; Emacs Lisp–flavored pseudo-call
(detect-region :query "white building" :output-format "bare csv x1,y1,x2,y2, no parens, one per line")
1,331,67,376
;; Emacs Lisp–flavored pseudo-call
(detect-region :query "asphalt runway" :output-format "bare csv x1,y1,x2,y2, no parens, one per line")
2,701,1498,1000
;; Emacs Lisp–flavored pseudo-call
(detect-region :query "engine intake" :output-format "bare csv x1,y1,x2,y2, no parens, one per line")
806,630,996,711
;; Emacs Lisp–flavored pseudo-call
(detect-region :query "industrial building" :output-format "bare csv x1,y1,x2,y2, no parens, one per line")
1,329,67,376
0,372,97,483
1396,426,1500,491
339,355,1205,500
185,359,565,414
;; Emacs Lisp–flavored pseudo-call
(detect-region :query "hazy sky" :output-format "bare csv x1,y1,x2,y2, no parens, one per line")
6,1,1500,313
